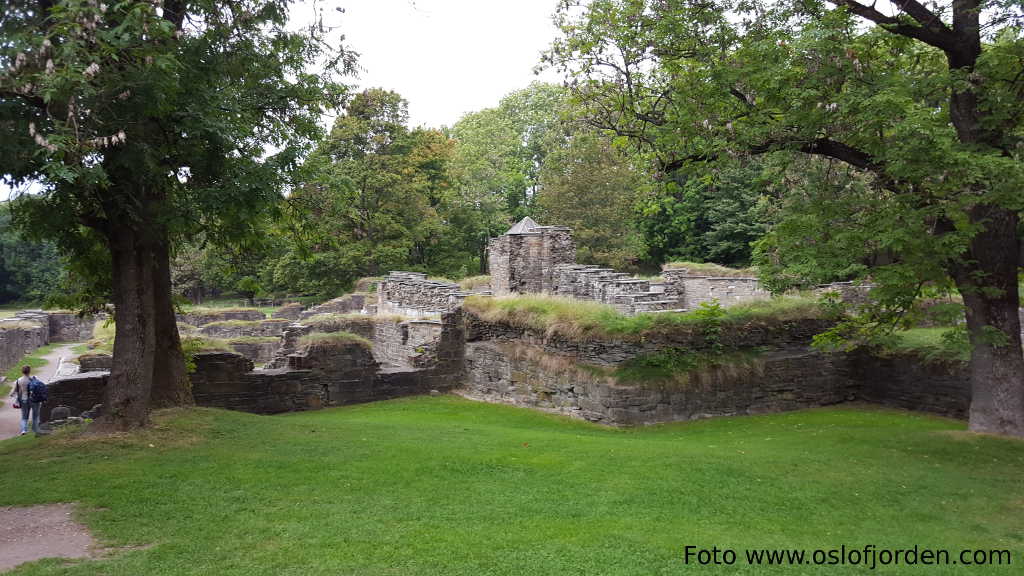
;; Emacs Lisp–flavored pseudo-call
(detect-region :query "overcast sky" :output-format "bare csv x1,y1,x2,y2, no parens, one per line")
322,0,564,128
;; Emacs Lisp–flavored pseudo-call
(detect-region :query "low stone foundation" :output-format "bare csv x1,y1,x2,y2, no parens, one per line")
459,341,968,426
227,339,280,365
299,293,375,319
78,353,112,372
377,272,470,316
177,308,265,327
42,371,109,420
853,353,970,419
272,303,304,321
198,318,291,339
0,322,47,376
46,313,97,342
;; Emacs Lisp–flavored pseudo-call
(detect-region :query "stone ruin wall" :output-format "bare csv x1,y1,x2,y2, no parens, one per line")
488,226,575,296
459,312,971,426
197,318,291,339
47,310,467,419
299,293,375,319
0,322,48,378
0,311,97,379
484,217,885,315
376,272,468,316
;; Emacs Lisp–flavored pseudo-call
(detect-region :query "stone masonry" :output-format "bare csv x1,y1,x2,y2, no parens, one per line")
377,272,470,316
488,217,576,295
486,217,874,315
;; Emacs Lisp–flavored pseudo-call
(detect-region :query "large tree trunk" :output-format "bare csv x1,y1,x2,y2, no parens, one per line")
952,206,1024,437
100,226,159,430
150,239,193,408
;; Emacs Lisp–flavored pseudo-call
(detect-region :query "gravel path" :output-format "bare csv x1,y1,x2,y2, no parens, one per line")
0,504,95,572
0,343,82,441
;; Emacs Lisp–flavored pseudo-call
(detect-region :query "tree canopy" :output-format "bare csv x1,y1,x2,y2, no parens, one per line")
0,0,353,428
545,0,1024,436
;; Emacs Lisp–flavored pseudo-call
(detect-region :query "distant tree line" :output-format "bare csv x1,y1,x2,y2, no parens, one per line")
166,82,776,302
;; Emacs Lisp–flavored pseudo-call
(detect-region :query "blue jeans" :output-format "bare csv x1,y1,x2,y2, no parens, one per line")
19,401,41,435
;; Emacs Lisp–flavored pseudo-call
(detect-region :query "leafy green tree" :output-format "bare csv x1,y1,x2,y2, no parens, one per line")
1,1,351,428
0,206,65,303
451,82,569,264
546,0,1024,436
282,89,468,295
636,162,770,267
536,132,646,270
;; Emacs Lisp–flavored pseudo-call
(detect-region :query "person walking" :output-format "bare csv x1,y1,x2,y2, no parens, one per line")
9,366,44,436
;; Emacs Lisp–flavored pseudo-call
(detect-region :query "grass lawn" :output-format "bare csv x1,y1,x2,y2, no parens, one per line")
0,399,1022,575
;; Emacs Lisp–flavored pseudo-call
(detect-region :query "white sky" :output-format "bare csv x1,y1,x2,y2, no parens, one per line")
319,0,564,128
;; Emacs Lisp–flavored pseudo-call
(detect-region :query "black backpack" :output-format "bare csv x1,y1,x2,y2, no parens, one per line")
28,376,48,404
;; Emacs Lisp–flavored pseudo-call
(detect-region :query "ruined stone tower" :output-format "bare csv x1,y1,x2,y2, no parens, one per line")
487,217,576,296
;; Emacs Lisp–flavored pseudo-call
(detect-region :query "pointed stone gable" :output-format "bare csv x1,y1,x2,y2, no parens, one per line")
505,216,539,235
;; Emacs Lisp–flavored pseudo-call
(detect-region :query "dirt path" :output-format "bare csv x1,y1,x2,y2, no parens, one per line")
0,343,82,441
0,504,95,572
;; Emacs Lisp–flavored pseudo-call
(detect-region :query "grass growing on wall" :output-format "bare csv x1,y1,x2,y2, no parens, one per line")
0,401,1021,575
463,294,823,340
200,318,290,329
612,347,766,387
661,261,758,277
299,331,373,349
182,306,266,318
457,275,491,290
226,336,282,345
302,313,405,332
0,304,22,319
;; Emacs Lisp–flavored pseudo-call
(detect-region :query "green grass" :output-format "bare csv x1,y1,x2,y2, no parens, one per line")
457,275,491,290
662,261,758,277
464,294,823,340
181,336,233,354
0,401,1021,575
882,327,971,364
183,306,265,317
302,312,404,332
0,303,25,319
200,318,289,329
226,336,282,345
612,347,766,386
87,318,116,354
298,331,373,349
